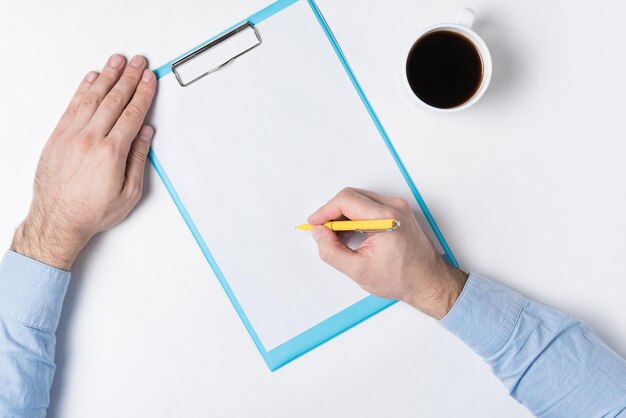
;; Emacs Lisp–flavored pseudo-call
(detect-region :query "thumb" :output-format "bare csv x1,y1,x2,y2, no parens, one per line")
124,125,154,198
311,225,360,277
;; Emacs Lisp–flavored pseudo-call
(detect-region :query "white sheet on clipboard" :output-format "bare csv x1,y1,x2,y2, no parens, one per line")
150,0,440,350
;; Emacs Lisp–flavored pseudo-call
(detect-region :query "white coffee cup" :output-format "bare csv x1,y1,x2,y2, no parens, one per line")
401,8,492,112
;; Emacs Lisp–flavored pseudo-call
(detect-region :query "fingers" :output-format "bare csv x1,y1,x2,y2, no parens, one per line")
122,125,154,200
54,71,99,135
89,55,148,135
107,69,156,151
347,187,412,213
70,54,126,131
307,187,392,225
311,225,362,276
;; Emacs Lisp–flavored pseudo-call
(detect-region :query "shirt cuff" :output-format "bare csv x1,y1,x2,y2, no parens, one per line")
0,250,71,332
439,272,526,358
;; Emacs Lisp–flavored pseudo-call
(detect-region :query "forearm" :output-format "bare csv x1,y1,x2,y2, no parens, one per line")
0,251,70,417
11,212,86,271
441,273,626,417
0,53,154,417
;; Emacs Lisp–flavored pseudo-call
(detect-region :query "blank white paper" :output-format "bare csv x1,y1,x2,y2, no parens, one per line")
150,0,438,350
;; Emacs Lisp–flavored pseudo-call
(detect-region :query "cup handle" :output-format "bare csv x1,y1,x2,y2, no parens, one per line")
456,7,475,29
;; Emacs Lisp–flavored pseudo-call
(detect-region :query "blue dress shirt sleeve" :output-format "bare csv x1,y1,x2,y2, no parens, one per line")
0,250,70,418
1,250,625,417
441,272,626,417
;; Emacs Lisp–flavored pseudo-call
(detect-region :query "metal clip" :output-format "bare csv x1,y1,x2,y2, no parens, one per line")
171,22,262,87
355,220,401,233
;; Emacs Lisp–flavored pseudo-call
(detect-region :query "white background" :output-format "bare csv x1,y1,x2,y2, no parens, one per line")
1,0,625,417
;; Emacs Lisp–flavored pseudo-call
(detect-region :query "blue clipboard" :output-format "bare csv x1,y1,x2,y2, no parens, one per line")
148,0,457,371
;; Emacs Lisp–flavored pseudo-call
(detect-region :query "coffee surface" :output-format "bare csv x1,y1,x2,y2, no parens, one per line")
406,30,483,109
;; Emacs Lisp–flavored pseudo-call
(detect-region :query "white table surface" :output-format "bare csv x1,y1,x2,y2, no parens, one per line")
1,1,625,417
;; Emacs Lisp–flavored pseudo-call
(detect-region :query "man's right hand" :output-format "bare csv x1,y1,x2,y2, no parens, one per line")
308,188,467,320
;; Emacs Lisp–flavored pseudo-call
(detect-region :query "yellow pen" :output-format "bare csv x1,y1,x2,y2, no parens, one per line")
295,219,400,233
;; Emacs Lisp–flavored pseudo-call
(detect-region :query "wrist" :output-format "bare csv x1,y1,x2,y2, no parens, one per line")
406,264,468,320
10,212,87,271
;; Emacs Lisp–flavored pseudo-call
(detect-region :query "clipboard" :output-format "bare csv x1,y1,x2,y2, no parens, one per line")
148,0,457,371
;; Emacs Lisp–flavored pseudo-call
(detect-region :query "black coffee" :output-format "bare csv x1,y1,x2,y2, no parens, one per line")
406,30,483,109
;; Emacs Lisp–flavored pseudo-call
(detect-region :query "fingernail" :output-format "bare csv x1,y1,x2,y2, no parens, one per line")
130,55,145,68
138,126,154,143
109,54,123,68
85,71,98,82
311,226,323,242
141,69,154,83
